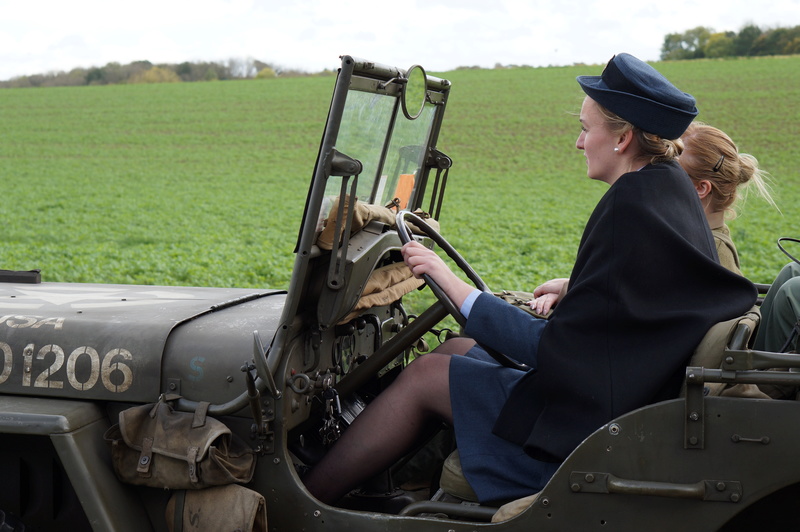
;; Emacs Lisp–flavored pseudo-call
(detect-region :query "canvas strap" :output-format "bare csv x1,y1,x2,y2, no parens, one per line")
172,490,186,532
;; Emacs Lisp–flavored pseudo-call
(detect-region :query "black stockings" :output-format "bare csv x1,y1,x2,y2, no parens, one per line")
303,352,454,505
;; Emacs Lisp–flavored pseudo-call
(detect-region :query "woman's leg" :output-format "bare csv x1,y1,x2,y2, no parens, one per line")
304,352,454,505
433,337,476,355
755,262,800,351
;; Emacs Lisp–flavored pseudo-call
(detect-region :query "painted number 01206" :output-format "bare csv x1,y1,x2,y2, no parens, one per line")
0,342,133,393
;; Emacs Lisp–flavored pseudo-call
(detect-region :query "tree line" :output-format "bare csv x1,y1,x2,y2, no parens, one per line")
4,24,798,88
0,57,332,89
661,24,800,60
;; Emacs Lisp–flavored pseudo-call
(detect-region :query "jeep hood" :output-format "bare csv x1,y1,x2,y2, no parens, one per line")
0,282,285,404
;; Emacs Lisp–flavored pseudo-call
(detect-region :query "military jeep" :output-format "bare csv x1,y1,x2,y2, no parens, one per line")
2,56,800,531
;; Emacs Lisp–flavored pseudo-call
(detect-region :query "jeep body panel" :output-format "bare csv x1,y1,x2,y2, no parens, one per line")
0,283,285,404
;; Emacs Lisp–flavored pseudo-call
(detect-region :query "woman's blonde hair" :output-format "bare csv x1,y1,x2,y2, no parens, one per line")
595,102,684,164
680,122,776,217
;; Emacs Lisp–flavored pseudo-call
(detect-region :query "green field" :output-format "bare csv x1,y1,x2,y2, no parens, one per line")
2,56,799,294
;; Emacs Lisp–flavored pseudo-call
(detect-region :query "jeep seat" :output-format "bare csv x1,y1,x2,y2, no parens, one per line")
679,304,764,398
438,449,478,502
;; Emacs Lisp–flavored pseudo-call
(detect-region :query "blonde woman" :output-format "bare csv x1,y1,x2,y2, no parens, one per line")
679,124,800,356
679,122,776,275
530,123,774,314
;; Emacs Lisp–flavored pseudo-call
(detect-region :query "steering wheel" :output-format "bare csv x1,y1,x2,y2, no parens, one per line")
778,237,800,266
395,210,529,371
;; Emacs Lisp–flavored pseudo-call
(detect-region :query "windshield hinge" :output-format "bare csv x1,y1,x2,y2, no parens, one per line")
327,149,363,177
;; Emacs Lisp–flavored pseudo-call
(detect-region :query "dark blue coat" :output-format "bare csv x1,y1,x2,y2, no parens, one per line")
464,160,757,464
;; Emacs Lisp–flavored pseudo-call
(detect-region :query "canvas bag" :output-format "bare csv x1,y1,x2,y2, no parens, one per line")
105,395,256,489
316,196,440,250
166,484,267,532
317,196,396,250
339,261,425,323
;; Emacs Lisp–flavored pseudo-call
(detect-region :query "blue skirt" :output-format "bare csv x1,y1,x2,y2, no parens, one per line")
449,345,561,503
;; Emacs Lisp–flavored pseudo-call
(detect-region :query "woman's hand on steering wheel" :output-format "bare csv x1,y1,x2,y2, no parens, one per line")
401,241,474,310
395,210,529,371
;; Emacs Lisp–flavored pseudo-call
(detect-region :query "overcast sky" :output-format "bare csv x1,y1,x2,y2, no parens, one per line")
2,0,799,80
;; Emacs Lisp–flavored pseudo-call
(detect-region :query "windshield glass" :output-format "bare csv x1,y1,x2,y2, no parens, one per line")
325,89,435,209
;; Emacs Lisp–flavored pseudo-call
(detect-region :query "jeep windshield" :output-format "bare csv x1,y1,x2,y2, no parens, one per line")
324,80,435,207
261,57,453,392
294,58,451,258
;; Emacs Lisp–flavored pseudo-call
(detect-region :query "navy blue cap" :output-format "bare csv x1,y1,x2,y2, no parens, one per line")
577,53,698,139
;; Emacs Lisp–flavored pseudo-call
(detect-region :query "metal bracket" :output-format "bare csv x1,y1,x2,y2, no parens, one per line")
166,377,181,396
684,366,707,449
326,175,359,290
259,396,276,455
425,148,451,220
242,362,275,455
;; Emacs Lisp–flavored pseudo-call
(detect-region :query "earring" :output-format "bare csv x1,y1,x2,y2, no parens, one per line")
613,147,619,152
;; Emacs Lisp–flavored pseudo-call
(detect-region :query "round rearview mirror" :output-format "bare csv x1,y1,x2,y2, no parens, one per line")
401,65,428,120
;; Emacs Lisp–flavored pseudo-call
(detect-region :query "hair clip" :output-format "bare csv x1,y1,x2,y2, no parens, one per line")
712,155,725,172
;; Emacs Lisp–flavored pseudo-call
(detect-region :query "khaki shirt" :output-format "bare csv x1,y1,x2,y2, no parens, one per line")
712,224,742,276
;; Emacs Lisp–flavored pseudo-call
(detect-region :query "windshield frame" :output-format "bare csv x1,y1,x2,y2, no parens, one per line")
265,56,451,383
294,56,451,256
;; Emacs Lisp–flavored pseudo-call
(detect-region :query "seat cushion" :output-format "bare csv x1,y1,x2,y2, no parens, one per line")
492,492,541,523
439,450,478,502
